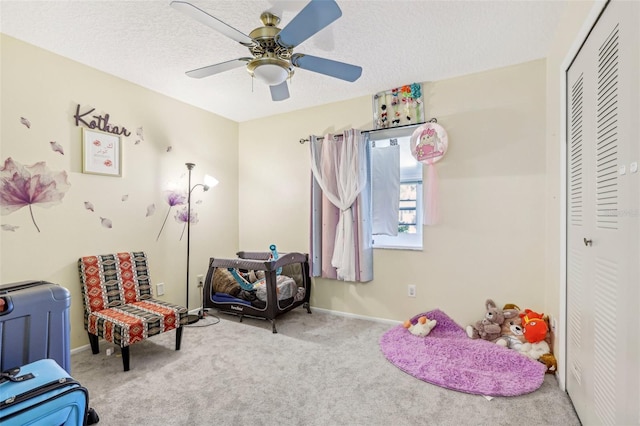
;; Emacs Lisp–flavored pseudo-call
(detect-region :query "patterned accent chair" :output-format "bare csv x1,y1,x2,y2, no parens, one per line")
78,252,188,371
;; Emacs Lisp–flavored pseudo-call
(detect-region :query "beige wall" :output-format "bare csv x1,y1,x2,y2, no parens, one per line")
0,34,240,349
2,0,598,353
239,59,549,327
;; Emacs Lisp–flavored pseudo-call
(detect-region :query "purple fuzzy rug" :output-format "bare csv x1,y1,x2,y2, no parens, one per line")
379,309,547,396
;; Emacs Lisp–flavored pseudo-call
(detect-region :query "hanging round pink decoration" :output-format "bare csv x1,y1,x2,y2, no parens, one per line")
410,122,448,226
410,122,448,164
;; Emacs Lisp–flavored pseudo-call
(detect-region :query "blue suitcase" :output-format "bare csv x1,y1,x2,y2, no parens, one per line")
0,359,94,425
0,280,71,374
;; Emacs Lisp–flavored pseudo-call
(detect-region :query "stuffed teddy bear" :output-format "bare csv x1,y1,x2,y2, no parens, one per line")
404,316,437,337
493,309,526,350
465,299,507,341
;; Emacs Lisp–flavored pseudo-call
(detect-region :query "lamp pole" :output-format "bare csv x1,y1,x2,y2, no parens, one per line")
184,163,215,324
185,162,198,324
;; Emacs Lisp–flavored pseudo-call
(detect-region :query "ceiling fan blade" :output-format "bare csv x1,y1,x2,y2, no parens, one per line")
275,0,342,48
270,81,290,101
186,58,251,79
291,54,362,82
170,1,254,46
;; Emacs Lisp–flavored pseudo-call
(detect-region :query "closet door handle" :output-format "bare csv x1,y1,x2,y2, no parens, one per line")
583,238,593,247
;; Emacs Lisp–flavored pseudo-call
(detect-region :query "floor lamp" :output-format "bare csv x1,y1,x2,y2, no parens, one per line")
185,162,218,324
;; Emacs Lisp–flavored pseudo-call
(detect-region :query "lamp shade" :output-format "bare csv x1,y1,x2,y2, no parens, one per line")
253,63,289,86
204,174,219,188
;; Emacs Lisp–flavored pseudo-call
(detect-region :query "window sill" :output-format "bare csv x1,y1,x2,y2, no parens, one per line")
373,245,423,251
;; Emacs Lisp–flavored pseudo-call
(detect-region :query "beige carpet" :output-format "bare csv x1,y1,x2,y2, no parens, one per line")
71,308,580,425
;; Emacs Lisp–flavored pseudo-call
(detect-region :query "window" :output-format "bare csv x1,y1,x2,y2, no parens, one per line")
371,133,423,250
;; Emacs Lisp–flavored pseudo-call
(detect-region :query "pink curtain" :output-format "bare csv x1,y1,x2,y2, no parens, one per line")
309,130,372,282
423,160,440,225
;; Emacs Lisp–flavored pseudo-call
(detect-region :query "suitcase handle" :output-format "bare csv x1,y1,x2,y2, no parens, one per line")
0,295,13,316
0,367,35,384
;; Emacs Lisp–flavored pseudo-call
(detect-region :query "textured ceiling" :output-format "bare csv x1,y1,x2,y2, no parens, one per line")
0,0,568,122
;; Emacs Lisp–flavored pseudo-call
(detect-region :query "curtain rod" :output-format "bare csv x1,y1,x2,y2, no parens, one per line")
298,118,437,144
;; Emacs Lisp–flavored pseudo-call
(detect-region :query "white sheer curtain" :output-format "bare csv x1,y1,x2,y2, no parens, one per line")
309,129,372,282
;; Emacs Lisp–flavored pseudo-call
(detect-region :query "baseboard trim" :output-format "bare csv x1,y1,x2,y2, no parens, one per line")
71,343,91,355
70,338,118,355
70,307,401,353
311,306,402,326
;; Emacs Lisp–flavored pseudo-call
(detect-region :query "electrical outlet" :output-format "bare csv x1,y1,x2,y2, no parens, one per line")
197,274,204,287
408,285,416,297
106,348,113,356
156,282,165,296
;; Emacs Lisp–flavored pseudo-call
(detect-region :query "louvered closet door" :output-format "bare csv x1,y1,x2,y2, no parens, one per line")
566,1,639,425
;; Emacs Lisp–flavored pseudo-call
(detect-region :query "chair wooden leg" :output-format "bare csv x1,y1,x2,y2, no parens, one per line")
88,333,99,354
122,346,130,371
175,326,183,351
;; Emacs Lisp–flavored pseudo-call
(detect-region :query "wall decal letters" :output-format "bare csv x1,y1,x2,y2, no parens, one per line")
74,104,132,137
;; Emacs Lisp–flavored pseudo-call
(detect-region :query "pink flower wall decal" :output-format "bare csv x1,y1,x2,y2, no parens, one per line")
0,157,71,232
175,206,198,241
156,189,186,241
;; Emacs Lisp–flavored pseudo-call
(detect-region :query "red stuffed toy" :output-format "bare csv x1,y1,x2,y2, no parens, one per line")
520,309,548,343
519,309,557,373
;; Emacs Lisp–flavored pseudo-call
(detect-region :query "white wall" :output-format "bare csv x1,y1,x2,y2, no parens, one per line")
0,34,240,349
239,59,549,327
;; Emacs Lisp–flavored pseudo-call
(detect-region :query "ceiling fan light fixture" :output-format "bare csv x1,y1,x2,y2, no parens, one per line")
247,58,292,86
254,64,288,85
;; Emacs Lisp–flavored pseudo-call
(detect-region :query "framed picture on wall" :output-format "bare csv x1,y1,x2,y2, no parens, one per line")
82,128,122,177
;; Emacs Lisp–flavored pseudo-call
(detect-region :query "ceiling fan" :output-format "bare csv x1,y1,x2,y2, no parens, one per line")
170,0,362,101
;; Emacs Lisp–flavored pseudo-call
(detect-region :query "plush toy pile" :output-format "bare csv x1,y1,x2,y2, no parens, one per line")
466,299,557,374
385,309,547,396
